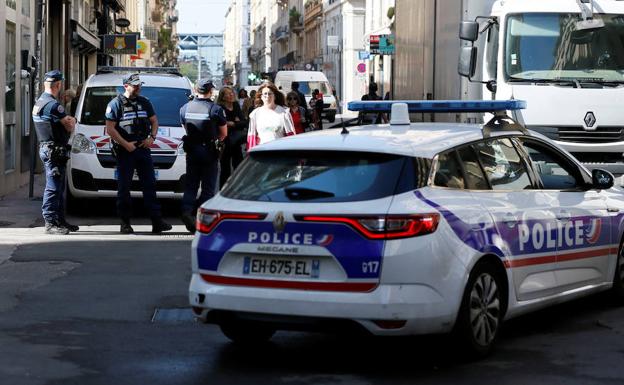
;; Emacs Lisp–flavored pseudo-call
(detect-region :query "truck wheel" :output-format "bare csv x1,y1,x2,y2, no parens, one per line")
454,261,505,358
612,241,624,300
220,321,275,344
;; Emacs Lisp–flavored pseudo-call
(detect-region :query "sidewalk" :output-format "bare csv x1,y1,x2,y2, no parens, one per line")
0,173,45,229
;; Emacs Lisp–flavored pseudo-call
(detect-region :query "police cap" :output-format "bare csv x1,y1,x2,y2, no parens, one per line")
44,70,64,83
196,79,215,93
123,73,144,86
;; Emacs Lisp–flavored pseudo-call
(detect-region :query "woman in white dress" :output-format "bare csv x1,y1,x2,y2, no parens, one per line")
246,82,296,150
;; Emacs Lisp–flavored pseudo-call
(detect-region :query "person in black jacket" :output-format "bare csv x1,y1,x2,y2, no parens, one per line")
216,86,248,188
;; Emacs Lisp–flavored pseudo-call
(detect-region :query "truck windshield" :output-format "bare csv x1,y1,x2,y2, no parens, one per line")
505,13,624,82
80,86,191,126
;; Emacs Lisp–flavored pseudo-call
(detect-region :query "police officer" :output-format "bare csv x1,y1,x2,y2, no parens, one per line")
179,79,227,233
32,70,78,235
105,73,172,234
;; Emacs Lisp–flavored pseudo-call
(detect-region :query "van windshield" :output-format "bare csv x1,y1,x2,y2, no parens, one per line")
80,86,192,126
297,81,331,96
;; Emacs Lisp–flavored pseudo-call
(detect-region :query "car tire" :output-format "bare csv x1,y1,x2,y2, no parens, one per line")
220,321,276,344
454,260,505,358
612,241,624,300
327,113,336,123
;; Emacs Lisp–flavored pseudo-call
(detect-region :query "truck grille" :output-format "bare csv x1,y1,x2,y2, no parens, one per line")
557,126,624,143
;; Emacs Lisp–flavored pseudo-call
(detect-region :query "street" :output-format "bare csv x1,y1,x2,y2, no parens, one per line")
0,190,623,385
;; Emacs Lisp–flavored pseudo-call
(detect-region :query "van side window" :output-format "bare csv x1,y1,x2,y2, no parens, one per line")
474,138,532,190
434,151,466,189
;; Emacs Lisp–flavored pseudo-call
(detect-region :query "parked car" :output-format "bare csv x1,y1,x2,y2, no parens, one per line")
274,70,337,122
67,67,193,211
189,100,624,356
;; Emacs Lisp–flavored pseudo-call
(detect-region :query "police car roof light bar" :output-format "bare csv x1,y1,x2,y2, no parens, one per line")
347,100,526,113
96,66,182,76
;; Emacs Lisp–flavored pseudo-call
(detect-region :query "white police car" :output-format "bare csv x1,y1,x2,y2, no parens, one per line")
189,100,624,355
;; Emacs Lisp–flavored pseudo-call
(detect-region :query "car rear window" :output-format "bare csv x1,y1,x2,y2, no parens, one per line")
220,151,431,202
80,86,191,126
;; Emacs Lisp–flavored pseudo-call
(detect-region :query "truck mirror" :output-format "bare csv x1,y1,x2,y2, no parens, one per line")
459,21,479,42
458,46,478,78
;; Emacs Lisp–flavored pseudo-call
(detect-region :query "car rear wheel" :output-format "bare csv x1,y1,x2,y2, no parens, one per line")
612,241,624,300
454,261,505,358
220,321,276,344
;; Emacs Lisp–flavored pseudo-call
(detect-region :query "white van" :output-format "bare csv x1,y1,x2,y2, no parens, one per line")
67,67,193,211
273,71,337,122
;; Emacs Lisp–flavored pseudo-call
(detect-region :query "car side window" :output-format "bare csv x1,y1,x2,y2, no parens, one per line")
519,140,582,190
474,138,532,190
457,145,489,189
434,151,466,189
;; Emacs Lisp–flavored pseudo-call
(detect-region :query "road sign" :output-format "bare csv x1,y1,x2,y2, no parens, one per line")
357,63,366,73
358,51,371,60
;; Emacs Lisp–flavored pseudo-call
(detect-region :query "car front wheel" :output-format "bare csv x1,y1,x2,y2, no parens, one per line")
454,261,505,358
613,241,624,300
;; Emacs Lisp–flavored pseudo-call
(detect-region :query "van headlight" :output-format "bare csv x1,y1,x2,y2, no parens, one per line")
330,101,337,109
72,133,96,154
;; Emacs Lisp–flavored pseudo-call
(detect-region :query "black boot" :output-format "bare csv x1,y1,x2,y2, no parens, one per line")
181,213,196,234
152,218,172,234
60,220,79,232
120,219,134,234
45,222,70,235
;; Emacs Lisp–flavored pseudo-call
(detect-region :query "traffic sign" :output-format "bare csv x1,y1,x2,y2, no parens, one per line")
357,63,366,73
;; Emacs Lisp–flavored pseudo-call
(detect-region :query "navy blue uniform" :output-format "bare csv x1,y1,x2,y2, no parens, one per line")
32,92,70,226
179,98,226,215
105,94,160,221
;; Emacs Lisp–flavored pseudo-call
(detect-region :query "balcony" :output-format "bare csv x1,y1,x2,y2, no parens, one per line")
274,25,289,42
144,25,158,41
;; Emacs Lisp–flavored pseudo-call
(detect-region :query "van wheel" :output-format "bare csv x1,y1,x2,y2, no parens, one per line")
454,261,505,358
327,113,336,123
612,241,624,300
220,321,275,344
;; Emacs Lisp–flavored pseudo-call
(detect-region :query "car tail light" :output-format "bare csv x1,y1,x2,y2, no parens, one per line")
296,214,440,239
196,209,267,234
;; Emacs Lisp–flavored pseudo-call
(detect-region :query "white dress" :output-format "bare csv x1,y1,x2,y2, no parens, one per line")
247,105,296,149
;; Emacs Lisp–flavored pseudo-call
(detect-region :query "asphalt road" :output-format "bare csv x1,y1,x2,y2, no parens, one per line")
1,219,623,385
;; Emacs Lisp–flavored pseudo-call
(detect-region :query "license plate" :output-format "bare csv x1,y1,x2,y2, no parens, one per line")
157,127,170,137
243,256,320,278
113,169,159,181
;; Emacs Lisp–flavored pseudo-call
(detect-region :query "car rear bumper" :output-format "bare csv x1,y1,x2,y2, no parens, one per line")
189,273,457,335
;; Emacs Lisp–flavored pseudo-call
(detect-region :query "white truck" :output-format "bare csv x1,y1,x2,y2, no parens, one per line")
394,0,624,173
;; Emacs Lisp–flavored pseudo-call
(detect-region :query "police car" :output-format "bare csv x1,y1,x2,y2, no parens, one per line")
189,100,624,355
67,67,193,210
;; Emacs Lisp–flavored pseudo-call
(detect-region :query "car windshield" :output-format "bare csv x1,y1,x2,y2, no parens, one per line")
220,150,430,202
297,81,332,96
80,86,191,126
505,13,624,82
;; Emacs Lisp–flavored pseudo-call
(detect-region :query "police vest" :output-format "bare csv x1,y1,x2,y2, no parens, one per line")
115,95,151,142
183,98,219,145
32,94,69,144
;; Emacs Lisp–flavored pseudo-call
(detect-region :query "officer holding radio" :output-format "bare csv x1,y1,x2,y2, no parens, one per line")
32,70,78,235
105,73,172,234
179,79,227,233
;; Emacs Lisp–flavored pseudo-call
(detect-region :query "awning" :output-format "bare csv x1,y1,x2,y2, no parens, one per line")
71,20,100,53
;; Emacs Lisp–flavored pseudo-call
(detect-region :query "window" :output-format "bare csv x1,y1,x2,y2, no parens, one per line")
519,139,583,190
457,145,489,189
80,86,191,126
221,151,430,202
434,151,465,189
22,0,30,16
474,138,532,190
5,22,16,113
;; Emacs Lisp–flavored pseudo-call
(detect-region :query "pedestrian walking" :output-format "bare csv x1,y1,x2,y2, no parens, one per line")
237,89,248,109
286,91,309,134
242,89,257,119
216,86,247,188
179,79,227,233
291,81,308,116
104,73,172,234
247,82,296,150
309,89,324,130
358,82,387,124
32,70,78,235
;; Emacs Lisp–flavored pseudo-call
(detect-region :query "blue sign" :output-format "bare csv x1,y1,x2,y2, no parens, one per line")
358,51,371,60
347,100,527,113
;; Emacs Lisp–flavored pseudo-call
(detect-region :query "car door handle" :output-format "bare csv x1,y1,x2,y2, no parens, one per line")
502,213,518,228
558,210,571,221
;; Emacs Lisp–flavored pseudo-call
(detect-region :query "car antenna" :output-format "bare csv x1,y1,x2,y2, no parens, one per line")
339,100,349,135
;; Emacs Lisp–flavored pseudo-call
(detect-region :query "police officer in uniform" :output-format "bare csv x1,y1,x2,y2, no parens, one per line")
105,74,172,234
179,79,227,233
32,70,78,235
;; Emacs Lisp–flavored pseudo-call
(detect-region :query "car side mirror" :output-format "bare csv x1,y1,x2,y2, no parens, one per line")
458,46,478,78
459,21,479,42
592,168,614,190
